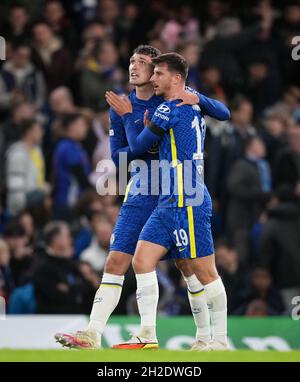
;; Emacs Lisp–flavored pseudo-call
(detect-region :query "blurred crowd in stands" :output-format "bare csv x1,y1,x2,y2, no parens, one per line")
0,0,299,317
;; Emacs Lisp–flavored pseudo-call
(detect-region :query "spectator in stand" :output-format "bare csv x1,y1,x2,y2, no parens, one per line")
159,4,200,50
267,85,300,121
177,41,202,90
80,211,112,272
280,1,300,36
259,193,300,314
4,220,33,287
32,21,73,90
49,86,78,116
244,58,282,117
227,135,271,264
17,210,35,246
244,299,270,316
89,106,116,187
49,86,97,159
0,43,46,116
43,0,78,53
206,96,256,210
47,87,78,158
53,113,91,221
73,192,106,259
234,267,285,316
260,112,288,175
202,0,227,41
199,65,226,101
1,4,32,44
80,39,124,111
278,2,300,87
0,101,36,151
104,199,120,225
6,119,47,217
274,124,300,200
240,1,281,91
96,0,121,42
33,221,97,314
78,261,101,314
215,239,248,314
201,16,262,95
74,23,107,72
0,239,14,300
0,101,36,190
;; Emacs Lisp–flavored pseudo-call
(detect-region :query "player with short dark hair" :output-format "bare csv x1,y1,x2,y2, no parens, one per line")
112,52,229,351
152,52,189,80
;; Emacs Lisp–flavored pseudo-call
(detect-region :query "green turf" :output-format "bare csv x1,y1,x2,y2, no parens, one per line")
0,350,300,362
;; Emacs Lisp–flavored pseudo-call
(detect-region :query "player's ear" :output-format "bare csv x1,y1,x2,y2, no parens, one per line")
173,73,181,84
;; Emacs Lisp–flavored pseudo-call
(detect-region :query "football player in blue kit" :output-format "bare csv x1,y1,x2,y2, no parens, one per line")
55,46,230,350
112,53,229,351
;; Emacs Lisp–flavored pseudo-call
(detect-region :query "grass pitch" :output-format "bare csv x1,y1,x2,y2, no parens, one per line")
0,349,300,362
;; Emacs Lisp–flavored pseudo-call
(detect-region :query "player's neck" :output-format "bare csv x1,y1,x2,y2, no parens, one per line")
135,83,155,100
164,84,185,101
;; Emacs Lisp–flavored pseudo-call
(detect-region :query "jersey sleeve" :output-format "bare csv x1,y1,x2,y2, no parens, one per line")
198,93,231,121
109,108,136,166
185,86,231,121
122,112,160,156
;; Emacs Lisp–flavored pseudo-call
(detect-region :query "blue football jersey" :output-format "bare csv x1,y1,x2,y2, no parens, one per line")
109,90,164,206
150,100,211,209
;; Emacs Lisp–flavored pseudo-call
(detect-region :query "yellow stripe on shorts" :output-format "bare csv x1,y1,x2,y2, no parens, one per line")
177,163,183,207
187,206,196,258
123,179,133,203
170,128,183,207
169,128,178,167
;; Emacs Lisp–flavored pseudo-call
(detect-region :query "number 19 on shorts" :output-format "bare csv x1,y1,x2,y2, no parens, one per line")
173,229,189,247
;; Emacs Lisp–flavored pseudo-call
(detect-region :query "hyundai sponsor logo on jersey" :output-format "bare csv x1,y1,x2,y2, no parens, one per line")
154,112,170,121
157,104,171,114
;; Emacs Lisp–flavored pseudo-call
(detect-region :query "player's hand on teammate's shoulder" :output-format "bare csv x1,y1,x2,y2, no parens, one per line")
105,91,133,116
143,110,150,127
171,89,199,107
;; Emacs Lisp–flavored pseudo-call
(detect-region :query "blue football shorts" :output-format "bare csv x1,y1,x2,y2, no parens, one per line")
138,206,214,259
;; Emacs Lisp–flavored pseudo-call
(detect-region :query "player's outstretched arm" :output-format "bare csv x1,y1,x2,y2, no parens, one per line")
106,91,158,157
122,111,161,156
181,87,231,121
197,93,231,121
122,102,174,156
109,108,137,166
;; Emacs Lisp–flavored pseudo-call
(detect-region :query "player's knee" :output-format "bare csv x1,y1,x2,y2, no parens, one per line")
132,253,153,274
196,268,219,285
175,259,194,277
104,252,131,275
132,254,143,273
